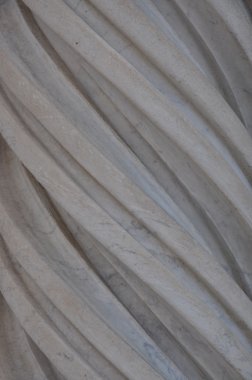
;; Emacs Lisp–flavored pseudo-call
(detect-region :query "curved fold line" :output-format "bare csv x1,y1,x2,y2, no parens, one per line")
53,208,245,380
16,0,252,233
62,0,252,181
1,48,252,300
204,0,252,64
0,203,170,380
171,0,252,132
0,241,105,380
161,0,246,123
0,92,252,379
0,292,51,380
1,21,252,262
1,85,252,341
0,141,187,380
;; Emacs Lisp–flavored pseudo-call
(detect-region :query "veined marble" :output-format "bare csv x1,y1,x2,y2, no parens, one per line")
0,0,252,379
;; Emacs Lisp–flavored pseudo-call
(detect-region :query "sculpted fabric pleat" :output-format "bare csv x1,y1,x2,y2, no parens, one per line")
0,1,252,379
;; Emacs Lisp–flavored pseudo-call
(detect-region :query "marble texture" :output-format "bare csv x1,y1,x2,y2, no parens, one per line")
0,0,252,379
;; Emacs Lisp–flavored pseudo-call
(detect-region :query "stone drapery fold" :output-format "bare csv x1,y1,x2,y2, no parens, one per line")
0,0,252,379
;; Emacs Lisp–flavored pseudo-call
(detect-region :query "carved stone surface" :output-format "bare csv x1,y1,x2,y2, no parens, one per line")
0,0,252,379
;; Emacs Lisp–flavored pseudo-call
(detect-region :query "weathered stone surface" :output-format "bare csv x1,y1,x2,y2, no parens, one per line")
0,0,252,379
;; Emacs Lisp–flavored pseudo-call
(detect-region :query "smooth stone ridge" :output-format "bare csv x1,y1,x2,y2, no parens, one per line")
0,0,252,379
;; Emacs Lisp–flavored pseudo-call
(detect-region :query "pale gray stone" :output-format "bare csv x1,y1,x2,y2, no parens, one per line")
0,0,252,379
